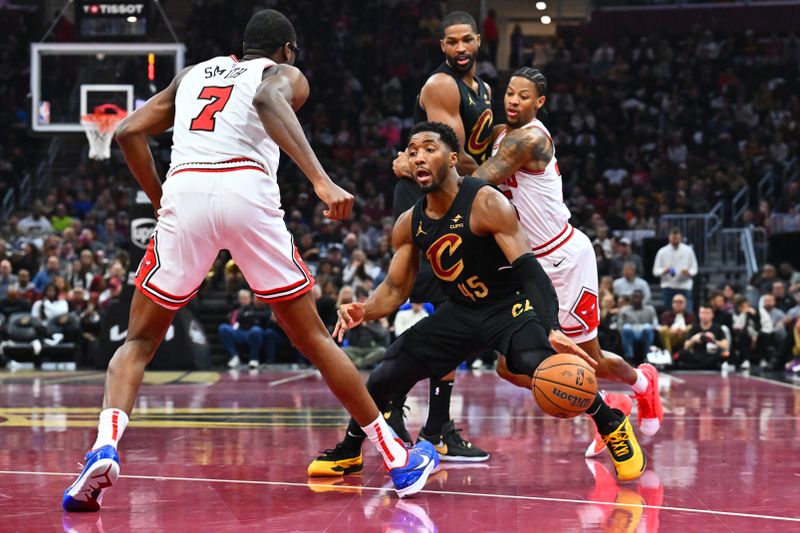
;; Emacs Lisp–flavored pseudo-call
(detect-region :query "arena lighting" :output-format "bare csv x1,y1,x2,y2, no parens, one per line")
127,16,137,23
541,15,552,24
536,1,547,10
147,52,155,81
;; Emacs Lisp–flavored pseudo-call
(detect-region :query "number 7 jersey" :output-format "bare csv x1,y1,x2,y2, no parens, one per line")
170,55,281,178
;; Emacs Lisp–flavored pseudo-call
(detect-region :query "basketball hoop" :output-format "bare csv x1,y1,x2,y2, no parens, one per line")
80,104,128,160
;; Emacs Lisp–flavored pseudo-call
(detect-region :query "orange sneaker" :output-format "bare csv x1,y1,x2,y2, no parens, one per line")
634,364,663,436
585,392,633,458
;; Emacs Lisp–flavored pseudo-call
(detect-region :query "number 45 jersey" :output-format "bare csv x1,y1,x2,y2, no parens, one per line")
411,177,519,307
170,55,281,179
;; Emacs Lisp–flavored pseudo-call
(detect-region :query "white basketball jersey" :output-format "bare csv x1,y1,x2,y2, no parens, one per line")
170,55,281,177
494,118,572,248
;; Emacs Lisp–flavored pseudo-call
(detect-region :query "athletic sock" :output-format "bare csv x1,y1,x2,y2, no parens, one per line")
92,408,129,450
361,415,409,469
631,369,650,395
422,378,453,436
587,394,624,436
341,419,367,452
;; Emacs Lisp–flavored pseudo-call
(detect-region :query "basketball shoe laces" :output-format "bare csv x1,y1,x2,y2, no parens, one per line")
605,427,631,459
444,424,469,447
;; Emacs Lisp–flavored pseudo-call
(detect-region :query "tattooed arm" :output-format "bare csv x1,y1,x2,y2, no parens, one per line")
473,127,553,185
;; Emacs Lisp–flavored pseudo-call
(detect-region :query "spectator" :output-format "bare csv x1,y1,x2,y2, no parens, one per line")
218,290,269,369
342,249,380,286
753,264,780,296
659,293,695,355
313,284,338,333
618,290,658,365
32,255,62,294
393,302,429,337
0,285,31,316
598,292,621,354
677,305,729,370
610,237,644,279
594,241,612,278
51,204,74,233
652,228,698,311
0,259,18,300
482,9,499,64
342,287,390,369
15,269,37,302
709,290,733,331
17,200,53,241
760,294,785,367
771,281,795,312
613,262,651,304
731,294,770,370
31,283,69,322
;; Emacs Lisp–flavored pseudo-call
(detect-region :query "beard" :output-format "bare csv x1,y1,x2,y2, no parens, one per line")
447,52,476,73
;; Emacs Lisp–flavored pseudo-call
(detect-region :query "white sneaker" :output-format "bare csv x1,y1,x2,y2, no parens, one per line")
759,359,769,369
471,358,483,370
721,361,734,373
249,359,260,369
227,355,241,368
740,360,751,371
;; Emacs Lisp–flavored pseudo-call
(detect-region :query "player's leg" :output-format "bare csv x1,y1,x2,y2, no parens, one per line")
227,176,434,496
503,320,645,481
308,337,433,476
553,231,662,436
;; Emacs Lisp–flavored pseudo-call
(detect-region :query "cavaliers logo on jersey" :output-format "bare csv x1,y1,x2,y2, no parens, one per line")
426,233,464,282
467,109,493,161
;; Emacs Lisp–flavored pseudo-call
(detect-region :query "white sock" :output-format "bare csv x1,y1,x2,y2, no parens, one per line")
92,408,129,450
631,369,650,395
361,415,409,469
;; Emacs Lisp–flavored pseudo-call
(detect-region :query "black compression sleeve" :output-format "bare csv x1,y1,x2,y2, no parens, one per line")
510,253,561,333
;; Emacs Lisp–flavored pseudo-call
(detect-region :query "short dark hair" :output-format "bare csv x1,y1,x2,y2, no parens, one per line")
512,67,548,97
408,121,460,153
243,9,296,56
441,11,478,35
669,227,682,236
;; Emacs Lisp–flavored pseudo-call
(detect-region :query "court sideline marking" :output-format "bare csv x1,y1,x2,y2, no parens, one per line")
738,373,800,390
1,470,798,523
268,369,320,387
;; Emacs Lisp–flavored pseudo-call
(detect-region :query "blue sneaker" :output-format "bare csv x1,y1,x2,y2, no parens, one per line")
62,445,120,512
389,440,439,498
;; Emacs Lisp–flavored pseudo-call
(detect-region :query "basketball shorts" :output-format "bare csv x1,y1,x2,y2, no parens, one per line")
537,226,599,344
388,292,554,379
135,164,314,310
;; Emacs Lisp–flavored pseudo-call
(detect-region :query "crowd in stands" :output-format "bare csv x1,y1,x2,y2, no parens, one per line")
0,1,798,373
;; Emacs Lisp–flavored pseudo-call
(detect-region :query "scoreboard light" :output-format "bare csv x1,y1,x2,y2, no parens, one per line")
147,53,155,81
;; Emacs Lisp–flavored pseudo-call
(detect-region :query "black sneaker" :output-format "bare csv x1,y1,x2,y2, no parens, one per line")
384,400,413,447
307,442,363,477
417,420,490,462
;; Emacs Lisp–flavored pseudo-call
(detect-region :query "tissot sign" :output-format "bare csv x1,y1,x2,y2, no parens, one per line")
82,3,146,15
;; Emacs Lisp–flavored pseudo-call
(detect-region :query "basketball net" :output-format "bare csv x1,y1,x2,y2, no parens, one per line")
80,104,128,160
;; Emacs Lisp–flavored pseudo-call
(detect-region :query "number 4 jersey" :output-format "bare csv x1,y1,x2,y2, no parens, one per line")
170,55,281,178
410,176,519,306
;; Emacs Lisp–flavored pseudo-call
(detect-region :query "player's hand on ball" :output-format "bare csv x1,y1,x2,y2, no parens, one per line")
547,330,598,368
333,303,366,342
316,181,354,220
392,151,414,179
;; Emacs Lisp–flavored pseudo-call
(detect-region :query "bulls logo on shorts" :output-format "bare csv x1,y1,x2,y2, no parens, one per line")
568,287,599,332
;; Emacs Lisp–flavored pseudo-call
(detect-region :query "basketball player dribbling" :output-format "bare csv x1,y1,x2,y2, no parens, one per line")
61,10,437,511
386,11,494,463
473,68,664,457
309,122,646,482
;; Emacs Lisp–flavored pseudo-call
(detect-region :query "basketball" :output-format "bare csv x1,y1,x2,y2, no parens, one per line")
532,354,598,418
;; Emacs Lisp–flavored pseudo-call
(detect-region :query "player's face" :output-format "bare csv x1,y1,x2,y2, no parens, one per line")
441,24,480,73
407,133,457,193
505,77,545,127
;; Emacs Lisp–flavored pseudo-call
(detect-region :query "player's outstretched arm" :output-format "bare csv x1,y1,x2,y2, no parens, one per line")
115,66,191,211
474,127,551,185
420,74,479,176
333,211,419,341
471,187,596,366
253,65,353,220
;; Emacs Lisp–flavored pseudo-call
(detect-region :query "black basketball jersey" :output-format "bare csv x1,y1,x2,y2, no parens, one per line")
411,177,518,306
414,62,494,164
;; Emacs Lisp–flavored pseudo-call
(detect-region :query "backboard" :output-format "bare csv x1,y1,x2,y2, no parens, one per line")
30,42,185,133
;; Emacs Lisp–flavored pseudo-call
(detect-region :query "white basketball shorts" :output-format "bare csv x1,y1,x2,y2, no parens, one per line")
534,224,599,344
134,161,314,310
